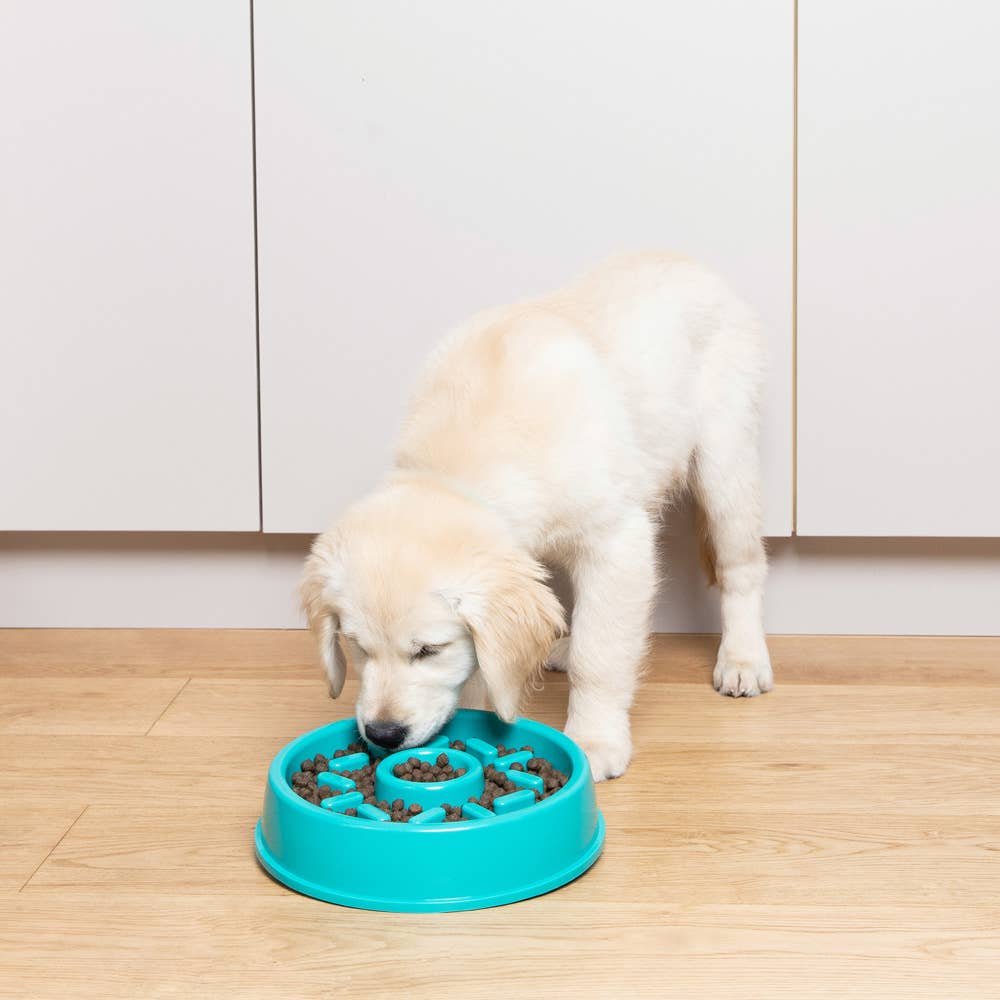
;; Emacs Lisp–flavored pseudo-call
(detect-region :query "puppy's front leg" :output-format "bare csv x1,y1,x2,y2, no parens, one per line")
563,512,656,781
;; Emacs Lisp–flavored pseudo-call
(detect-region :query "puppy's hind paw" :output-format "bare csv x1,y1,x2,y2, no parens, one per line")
713,650,774,698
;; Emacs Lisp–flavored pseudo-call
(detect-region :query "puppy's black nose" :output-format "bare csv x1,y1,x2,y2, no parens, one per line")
364,720,408,749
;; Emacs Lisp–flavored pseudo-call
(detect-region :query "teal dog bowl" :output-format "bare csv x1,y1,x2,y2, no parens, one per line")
255,708,605,912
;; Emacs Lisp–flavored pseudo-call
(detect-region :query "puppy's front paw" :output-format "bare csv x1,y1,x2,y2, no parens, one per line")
713,648,774,697
565,724,632,782
578,739,632,782
545,635,571,673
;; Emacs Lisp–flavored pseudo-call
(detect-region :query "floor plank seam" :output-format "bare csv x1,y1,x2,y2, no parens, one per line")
143,676,192,735
18,805,89,893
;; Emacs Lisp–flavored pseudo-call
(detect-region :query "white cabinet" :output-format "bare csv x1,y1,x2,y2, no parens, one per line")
0,1,258,531
798,0,1000,536
255,1,793,534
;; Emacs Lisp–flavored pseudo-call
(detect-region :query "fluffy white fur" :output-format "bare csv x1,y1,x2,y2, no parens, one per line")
301,252,772,781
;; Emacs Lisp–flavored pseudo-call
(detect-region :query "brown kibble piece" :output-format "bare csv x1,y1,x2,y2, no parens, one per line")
436,752,449,767
408,803,422,815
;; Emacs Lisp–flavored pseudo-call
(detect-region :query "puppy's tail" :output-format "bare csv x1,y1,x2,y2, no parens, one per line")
693,499,718,588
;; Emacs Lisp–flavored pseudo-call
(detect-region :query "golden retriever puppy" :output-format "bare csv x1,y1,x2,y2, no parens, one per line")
301,252,772,780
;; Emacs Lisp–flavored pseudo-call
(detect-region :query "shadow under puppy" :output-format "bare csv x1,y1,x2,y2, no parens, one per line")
301,252,772,780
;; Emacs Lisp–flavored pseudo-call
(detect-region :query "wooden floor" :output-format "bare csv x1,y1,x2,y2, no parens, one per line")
1,631,999,999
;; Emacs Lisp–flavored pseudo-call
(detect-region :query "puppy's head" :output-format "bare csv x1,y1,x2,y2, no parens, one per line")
300,482,564,751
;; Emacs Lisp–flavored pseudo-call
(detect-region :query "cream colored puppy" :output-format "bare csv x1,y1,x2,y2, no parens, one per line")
302,253,772,780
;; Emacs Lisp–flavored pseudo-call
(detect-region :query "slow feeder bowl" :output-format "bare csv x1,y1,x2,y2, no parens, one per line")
255,708,605,912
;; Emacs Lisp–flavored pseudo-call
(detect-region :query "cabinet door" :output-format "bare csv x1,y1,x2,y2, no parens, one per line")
798,1,1000,536
0,1,258,531
255,1,793,534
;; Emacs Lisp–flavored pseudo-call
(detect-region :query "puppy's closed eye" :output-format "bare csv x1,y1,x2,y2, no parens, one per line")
413,644,446,660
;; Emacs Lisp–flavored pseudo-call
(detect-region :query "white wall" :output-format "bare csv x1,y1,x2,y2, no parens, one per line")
797,0,1000,536
3,523,997,635
0,0,259,531
255,0,793,535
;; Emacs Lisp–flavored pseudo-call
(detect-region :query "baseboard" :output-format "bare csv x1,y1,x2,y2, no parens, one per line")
2,523,997,634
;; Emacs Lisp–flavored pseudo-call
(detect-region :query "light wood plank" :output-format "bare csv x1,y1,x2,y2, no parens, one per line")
24,805,281,896
0,628,317,678
26,805,1000,911
600,743,1000,817
148,677,1000,746
0,804,87,894
629,683,1000,743
0,736,281,807
765,633,1000,686
147,678,345,736
594,814,1000,908
0,678,186,735
0,896,997,999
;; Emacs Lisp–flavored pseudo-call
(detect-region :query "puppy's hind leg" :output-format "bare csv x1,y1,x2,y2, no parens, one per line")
564,511,657,781
691,405,773,697
545,635,571,672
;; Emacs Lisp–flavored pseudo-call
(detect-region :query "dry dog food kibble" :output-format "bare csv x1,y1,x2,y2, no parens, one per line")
392,753,468,783
289,738,568,821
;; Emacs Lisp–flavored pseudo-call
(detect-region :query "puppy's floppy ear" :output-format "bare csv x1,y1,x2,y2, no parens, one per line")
300,545,348,699
451,549,565,722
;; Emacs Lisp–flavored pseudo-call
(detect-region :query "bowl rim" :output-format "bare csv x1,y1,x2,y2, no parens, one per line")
269,710,591,832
